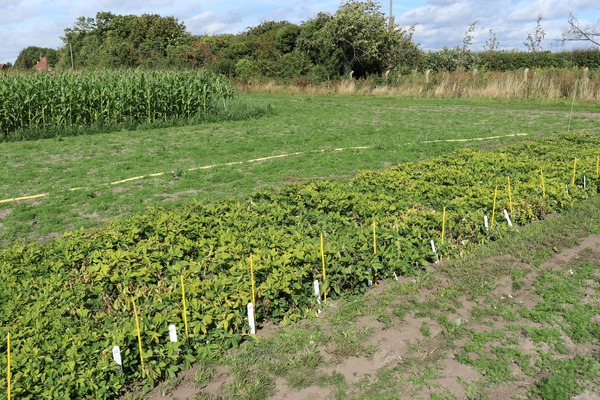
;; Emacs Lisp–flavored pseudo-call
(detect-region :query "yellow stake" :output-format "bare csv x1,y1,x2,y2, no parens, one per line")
490,186,498,229
250,254,256,309
372,218,377,255
180,275,189,339
571,158,577,185
441,207,446,245
321,233,326,305
7,333,11,400
131,297,145,377
507,176,513,214
540,168,546,199
596,155,599,179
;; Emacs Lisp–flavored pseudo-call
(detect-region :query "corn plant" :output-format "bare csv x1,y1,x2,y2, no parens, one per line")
0,70,236,141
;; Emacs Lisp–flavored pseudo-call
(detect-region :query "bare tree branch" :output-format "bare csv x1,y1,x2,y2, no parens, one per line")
560,12,600,47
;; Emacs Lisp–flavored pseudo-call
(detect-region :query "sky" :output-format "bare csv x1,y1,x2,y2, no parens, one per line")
1,0,599,64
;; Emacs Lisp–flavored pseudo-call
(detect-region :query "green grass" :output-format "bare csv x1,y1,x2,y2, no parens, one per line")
2,92,599,398
1,93,599,243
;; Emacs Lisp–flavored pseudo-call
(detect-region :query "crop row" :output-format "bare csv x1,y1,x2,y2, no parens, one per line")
0,133,598,398
0,71,234,140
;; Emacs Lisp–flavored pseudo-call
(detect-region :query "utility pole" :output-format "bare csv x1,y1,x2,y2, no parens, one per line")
70,42,74,69
388,0,395,31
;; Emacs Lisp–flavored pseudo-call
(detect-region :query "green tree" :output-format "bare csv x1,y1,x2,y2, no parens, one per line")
14,47,59,70
298,1,420,78
58,12,192,69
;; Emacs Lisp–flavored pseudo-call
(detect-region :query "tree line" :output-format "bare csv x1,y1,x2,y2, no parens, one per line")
10,1,600,81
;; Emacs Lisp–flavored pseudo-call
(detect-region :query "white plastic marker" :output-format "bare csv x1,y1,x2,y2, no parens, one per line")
112,346,123,375
430,240,440,264
584,175,587,189
313,280,322,314
247,302,256,335
169,324,179,355
484,215,489,232
368,269,373,287
503,209,513,227
393,272,399,281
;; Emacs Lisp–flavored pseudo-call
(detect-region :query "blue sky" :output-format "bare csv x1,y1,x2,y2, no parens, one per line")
1,0,599,64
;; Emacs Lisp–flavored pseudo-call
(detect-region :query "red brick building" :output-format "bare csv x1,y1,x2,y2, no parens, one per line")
33,57,52,71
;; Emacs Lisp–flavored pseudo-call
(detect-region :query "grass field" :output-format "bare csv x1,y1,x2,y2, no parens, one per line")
1,91,599,399
1,93,600,243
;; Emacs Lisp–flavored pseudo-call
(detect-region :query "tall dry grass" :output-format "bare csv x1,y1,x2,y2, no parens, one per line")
234,68,600,101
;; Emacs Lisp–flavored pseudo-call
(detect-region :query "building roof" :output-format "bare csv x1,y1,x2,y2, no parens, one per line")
33,57,51,71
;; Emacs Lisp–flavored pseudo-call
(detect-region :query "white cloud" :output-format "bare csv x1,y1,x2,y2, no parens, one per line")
398,0,599,51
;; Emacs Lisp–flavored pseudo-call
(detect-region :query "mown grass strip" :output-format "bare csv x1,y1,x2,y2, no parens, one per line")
0,134,530,206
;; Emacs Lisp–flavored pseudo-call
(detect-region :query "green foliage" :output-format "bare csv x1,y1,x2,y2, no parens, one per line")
14,47,59,70
534,355,598,399
58,11,191,69
299,0,420,78
424,47,481,72
0,70,236,141
191,1,421,81
0,133,599,397
420,49,600,72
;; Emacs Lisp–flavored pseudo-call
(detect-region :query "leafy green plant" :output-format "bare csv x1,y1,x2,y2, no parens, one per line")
0,132,599,397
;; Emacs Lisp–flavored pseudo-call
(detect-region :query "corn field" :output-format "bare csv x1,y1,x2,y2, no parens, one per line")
0,70,235,139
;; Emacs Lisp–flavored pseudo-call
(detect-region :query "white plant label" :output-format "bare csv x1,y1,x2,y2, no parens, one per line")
169,324,180,355
503,209,513,227
584,175,587,189
169,324,178,343
112,346,122,366
112,345,123,374
313,280,322,313
430,240,439,263
247,302,256,335
484,215,489,232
